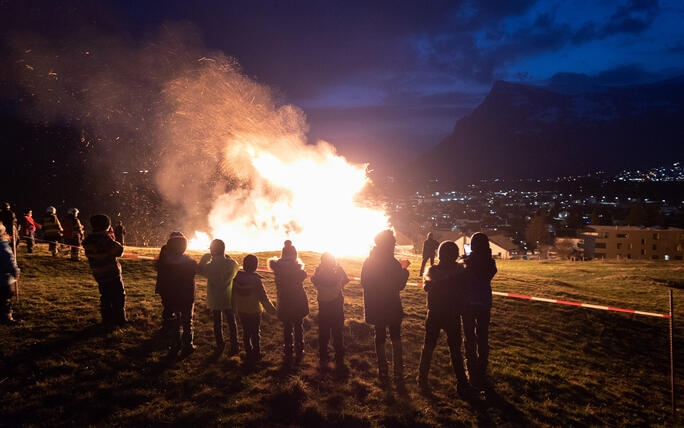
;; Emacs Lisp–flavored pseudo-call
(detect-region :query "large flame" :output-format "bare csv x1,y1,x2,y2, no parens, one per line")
188,141,388,255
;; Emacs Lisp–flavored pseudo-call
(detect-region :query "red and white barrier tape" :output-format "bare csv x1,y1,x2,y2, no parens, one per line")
28,239,671,319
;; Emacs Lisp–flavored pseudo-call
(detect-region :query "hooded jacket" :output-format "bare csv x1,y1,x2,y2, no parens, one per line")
155,241,197,308
198,254,238,311
232,270,276,315
464,250,497,309
268,257,309,322
360,247,409,325
311,263,349,303
423,262,467,314
83,231,124,282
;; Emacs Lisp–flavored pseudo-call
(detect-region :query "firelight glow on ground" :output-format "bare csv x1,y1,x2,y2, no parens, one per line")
188,149,389,257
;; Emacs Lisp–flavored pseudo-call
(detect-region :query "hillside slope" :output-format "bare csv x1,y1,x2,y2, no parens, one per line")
0,245,682,426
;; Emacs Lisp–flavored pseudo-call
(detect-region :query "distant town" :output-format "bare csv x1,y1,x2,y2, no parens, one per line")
384,163,684,261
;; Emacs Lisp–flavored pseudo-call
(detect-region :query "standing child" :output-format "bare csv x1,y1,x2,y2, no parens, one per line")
361,230,410,389
155,232,198,355
20,210,41,254
417,241,469,393
83,215,127,326
462,232,497,387
232,254,276,363
198,239,239,355
0,223,20,325
269,240,309,363
311,252,349,371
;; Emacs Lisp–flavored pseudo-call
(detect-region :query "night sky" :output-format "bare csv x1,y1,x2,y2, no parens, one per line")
2,0,684,165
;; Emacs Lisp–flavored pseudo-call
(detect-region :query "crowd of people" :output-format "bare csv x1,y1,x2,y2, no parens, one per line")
1,203,497,395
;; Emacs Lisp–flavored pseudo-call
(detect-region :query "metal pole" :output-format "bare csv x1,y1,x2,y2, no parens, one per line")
670,289,675,423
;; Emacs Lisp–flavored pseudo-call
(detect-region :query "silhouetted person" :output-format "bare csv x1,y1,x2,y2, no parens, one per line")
417,241,469,393
114,220,126,246
311,252,349,372
420,232,439,276
0,203,17,253
83,215,127,326
269,240,308,364
198,239,239,355
361,229,410,390
63,208,84,261
42,206,63,256
232,254,276,364
0,223,20,325
462,232,497,388
156,232,198,356
20,210,41,254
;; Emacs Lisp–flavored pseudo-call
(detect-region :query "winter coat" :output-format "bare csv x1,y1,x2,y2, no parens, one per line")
360,247,409,325
63,215,84,241
42,214,63,239
198,254,238,310
0,209,17,237
232,270,276,315
21,215,41,236
155,245,197,308
311,264,349,303
269,258,309,322
83,231,124,282
463,251,497,309
422,237,439,257
0,240,20,293
423,263,467,314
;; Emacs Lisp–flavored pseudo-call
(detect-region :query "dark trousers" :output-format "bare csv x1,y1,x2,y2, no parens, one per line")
283,317,304,356
462,308,491,380
420,255,435,276
65,237,81,260
239,312,262,360
23,232,35,253
318,298,344,362
374,321,403,380
213,309,238,352
418,310,467,383
97,276,126,324
164,302,194,350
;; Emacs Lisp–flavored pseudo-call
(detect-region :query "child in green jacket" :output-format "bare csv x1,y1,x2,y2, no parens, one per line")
198,239,239,354
232,254,276,363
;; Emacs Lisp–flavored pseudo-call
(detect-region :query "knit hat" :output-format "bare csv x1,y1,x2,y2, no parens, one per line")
282,240,297,260
166,231,187,255
90,214,111,231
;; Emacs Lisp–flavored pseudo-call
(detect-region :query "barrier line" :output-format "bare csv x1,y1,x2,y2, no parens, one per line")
27,239,671,319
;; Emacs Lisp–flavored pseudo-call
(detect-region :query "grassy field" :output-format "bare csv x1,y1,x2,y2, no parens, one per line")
1,243,682,427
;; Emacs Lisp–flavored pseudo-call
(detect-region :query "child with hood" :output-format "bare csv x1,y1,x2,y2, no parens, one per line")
417,241,469,392
360,229,410,389
198,239,239,355
83,214,126,326
269,240,309,362
462,232,497,387
156,232,198,355
0,223,20,325
311,252,349,370
232,254,276,363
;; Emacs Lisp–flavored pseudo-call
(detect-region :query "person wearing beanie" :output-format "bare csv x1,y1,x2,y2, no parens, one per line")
462,232,497,388
198,239,239,355
155,231,198,356
361,229,410,391
42,206,63,257
232,254,276,365
417,241,469,393
268,240,309,364
83,214,127,326
0,223,20,325
311,252,349,372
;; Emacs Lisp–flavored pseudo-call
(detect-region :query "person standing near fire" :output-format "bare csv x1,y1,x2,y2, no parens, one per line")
42,206,63,257
420,232,439,276
20,210,41,253
63,208,84,261
114,220,126,246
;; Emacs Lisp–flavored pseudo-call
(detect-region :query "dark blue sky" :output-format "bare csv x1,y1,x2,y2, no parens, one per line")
3,0,684,165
